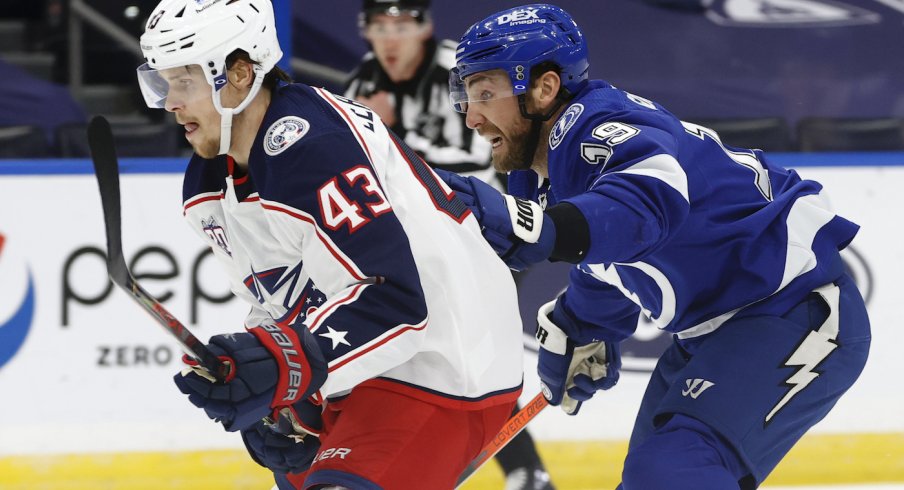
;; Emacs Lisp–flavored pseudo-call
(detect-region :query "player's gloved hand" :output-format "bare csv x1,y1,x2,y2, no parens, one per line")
241,399,323,474
436,168,555,271
174,320,328,432
535,299,621,415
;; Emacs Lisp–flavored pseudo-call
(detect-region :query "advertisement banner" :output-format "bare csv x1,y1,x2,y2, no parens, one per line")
0,170,247,454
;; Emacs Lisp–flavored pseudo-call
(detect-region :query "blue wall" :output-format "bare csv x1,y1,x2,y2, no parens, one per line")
293,0,904,125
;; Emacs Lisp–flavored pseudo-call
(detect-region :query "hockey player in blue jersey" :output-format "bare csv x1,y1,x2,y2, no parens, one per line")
440,4,871,489
135,0,527,489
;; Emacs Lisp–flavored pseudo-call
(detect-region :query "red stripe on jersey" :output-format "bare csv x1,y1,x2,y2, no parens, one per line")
183,193,224,214
276,292,308,329
328,319,428,372
260,201,367,281
256,268,281,279
306,283,368,330
314,87,373,164
226,156,250,186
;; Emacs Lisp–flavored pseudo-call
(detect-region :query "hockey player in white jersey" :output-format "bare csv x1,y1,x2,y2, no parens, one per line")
136,0,524,488
440,4,871,489
347,2,556,488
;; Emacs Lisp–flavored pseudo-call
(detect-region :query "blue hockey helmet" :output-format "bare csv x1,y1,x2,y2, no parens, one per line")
452,4,588,103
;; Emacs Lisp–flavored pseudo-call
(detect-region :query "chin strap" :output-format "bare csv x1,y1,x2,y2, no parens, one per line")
214,65,268,156
218,107,235,155
517,92,570,168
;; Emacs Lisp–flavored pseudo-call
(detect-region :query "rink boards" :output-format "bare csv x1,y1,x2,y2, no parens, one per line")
0,154,902,488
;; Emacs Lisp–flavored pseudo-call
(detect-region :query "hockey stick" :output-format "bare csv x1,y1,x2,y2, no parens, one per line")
455,391,550,488
87,116,230,381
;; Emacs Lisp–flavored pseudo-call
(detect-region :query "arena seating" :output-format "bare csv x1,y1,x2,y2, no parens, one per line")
797,117,904,152
690,117,793,152
57,119,181,158
0,125,49,158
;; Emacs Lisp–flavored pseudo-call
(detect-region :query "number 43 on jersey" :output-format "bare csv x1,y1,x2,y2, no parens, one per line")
318,165,391,233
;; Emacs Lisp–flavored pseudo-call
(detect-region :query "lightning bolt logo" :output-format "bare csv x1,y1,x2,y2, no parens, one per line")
765,284,840,426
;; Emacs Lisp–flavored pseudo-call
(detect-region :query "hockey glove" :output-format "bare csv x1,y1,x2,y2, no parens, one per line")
174,320,327,432
436,169,555,271
535,299,621,415
242,399,323,474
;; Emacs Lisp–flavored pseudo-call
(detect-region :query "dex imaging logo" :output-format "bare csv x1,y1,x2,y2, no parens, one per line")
497,7,545,26
0,232,35,370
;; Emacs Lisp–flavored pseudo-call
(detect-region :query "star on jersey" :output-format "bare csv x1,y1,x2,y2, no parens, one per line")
319,326,351,349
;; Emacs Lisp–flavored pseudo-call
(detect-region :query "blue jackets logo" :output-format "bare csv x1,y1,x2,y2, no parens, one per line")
0,233,35,371
264,116,310,156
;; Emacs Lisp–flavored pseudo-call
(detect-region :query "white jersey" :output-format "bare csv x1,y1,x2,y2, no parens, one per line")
181,83,523,409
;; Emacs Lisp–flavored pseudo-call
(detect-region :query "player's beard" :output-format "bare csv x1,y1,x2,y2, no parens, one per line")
488,119,535,173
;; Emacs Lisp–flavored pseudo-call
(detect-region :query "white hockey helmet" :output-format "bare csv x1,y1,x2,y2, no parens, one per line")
137,0,283,154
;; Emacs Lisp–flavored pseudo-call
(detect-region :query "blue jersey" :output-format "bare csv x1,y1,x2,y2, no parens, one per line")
509,80,858,343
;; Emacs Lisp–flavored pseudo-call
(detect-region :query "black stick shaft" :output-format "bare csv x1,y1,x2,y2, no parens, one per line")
87,116,229,381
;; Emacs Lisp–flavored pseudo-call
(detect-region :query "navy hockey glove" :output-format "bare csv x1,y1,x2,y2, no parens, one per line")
536,299,621,415
242,399,323,474
436,169,555,271
174,321,327,432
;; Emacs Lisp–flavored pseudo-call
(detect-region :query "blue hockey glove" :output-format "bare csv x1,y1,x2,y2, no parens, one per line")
535,299,621,415
174,320,328,432
242,399,323,474
436,168,555,271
